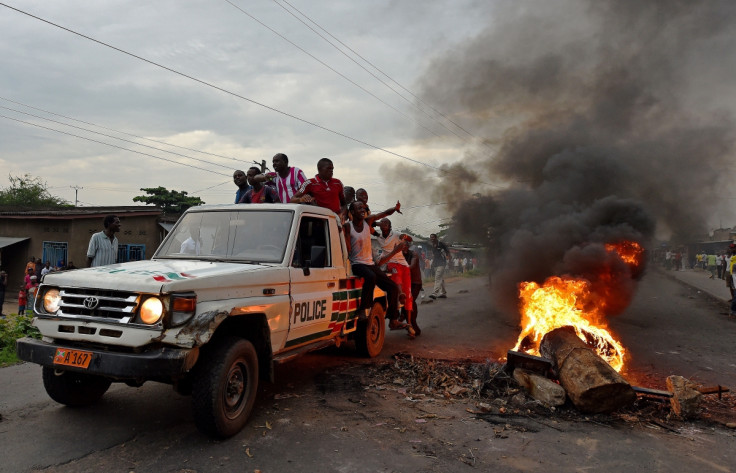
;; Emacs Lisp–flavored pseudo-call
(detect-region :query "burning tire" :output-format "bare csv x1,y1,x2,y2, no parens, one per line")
356,302,386,357
42,367,112,407
191,337,259,438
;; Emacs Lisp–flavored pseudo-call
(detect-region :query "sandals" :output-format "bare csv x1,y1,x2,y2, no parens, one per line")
388,320,407,330
389,319,416,338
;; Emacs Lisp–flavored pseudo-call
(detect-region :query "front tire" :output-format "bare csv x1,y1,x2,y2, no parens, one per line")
42,367,111,407
356,302,386,357
191,337,259,438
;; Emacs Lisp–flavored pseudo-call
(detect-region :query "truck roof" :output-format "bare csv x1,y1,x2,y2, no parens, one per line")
184,203,339,218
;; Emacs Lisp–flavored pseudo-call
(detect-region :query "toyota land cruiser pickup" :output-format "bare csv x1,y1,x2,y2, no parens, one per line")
16,204,388,438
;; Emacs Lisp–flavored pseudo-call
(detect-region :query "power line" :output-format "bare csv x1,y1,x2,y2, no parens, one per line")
1,105,235,171
0,114,230,176
0,2,499,185
224,0,447,141
269,0,466,142
272,0,494,150
0,96,246,164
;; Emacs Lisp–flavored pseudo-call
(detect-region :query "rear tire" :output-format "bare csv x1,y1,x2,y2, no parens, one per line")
42,367,111,407
356,302,386,357
191,337,259,438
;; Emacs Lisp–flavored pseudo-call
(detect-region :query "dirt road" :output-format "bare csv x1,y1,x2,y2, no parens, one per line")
1,271,735,472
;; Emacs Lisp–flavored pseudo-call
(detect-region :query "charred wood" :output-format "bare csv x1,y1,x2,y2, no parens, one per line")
540,326,636,414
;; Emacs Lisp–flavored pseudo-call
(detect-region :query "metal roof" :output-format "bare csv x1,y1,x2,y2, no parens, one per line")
0,206,162,218
0,236,30,249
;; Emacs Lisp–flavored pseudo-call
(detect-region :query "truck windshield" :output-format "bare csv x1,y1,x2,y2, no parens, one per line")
156,209,293,263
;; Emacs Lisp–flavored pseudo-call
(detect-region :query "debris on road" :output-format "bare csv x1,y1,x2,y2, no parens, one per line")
354,352,735,434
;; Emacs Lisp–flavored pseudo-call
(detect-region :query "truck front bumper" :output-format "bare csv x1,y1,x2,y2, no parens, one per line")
16,337,199,381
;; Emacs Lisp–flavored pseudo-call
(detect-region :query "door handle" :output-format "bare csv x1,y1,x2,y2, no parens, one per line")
327,282,336,288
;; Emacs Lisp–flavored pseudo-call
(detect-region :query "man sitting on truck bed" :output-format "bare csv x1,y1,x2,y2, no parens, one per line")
344,201,414,336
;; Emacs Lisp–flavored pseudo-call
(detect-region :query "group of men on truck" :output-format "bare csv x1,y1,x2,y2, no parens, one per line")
233,152,423,338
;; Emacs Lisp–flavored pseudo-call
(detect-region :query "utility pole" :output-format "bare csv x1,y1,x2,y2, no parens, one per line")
70,185,83,207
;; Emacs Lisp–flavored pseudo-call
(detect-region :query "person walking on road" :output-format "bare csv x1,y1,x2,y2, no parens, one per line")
727,245,736,300
428,233,450,299
707,253,717,279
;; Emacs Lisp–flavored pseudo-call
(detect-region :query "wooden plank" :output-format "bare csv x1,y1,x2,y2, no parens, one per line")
632,385,673,398
505,350,552,375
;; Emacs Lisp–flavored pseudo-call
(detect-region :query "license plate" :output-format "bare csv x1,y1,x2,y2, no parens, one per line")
53,348,93,369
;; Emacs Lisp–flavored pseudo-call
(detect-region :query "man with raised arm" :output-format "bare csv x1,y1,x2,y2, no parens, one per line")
376,218,413,328
344,201,413,336
240,167,280,203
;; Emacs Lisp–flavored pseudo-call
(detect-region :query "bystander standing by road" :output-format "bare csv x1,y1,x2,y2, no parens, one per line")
87,215,121,267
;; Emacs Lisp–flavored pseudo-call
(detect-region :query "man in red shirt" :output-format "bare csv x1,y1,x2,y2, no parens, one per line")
290,158,346,219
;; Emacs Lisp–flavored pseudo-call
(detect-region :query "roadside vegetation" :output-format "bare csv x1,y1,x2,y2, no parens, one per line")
0,313,40,366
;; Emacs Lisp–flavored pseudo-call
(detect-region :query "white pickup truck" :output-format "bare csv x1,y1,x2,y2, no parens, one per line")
17,204,390,438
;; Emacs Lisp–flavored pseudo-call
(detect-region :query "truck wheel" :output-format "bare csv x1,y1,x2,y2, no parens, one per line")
191,337,259,438
356,302,386,357
41,367,112,407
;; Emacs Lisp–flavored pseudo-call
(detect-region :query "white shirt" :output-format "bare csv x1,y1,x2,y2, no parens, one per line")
376,231,408,266
267,167,307,203
180,237,201,255
348,221,374,265
87,231,119,267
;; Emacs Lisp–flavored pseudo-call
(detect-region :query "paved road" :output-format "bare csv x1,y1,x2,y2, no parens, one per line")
659,265,732,304
1,271,735,472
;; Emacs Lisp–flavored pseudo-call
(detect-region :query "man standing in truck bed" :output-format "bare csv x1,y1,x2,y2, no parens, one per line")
290,158,346,220
256,153,307,204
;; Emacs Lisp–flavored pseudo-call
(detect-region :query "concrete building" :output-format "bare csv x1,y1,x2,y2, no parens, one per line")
0,206,166,291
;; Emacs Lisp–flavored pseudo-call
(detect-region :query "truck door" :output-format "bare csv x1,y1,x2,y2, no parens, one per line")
286,215,342,347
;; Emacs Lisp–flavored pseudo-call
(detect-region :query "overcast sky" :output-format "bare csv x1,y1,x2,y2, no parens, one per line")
3,1,736,239
0,0,495,235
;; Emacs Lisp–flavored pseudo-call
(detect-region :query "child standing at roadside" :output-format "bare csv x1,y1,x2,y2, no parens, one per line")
18,284,27,315
26,276,38,315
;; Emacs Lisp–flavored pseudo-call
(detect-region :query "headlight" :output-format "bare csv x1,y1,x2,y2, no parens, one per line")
140,297,164,325
43,288,61,313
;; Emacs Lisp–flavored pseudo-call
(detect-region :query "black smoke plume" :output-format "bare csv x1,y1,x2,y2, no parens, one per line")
386,0,736,317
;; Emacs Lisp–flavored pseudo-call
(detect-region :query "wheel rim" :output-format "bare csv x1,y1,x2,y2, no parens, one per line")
368,315,380,345
223,359,248,420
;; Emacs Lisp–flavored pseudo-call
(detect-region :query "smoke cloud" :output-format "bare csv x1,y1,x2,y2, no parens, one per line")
384,0,736,317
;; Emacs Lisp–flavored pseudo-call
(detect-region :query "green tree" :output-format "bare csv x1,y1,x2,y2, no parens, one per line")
0,174,70,208
133,186,204,214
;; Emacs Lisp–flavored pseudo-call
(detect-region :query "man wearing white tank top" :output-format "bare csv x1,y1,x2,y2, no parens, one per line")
344,201,414,335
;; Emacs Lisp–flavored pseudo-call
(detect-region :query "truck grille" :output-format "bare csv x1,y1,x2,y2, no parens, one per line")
57,288,139,323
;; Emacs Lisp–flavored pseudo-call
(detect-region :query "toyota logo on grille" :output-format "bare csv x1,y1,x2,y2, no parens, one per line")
83,296,99,310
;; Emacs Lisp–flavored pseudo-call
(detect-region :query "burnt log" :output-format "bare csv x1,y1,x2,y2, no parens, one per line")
540,326,636,413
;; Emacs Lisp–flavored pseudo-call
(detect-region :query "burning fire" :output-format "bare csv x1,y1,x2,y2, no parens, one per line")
511,241,643,372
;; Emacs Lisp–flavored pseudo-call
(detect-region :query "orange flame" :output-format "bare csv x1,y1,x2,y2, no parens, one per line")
605,241,644,267
511,242,642,372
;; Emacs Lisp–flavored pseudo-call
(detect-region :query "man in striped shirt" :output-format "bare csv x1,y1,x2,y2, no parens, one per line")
253,153,307,204
86,215,121,267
